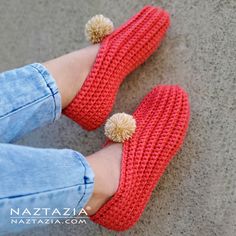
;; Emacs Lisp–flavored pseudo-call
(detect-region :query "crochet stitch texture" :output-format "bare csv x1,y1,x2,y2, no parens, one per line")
63,6,170,130
90,85,190,231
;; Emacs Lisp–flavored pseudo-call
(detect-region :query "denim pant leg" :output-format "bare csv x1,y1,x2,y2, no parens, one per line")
0,144,94,235
0,63,61,143
0,64,95,234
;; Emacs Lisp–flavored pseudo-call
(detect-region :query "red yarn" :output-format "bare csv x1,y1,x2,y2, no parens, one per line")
90,85,190,231
63,6,170,130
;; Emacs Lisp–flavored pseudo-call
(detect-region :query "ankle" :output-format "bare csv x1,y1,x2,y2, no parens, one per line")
87,144,122,195
85,143,122,215
43,44,99,108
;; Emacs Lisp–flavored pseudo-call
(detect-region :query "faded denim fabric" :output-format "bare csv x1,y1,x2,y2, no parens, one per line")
0,63,61,143
0,64,94,235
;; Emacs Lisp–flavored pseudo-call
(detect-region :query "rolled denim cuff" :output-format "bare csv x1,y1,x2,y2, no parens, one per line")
73,151,95,211
0,63,62,142
30,63,62,121
0,145,94,234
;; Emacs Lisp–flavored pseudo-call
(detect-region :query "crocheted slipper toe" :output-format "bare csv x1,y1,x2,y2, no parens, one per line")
90,85,190,231
63,6,170,130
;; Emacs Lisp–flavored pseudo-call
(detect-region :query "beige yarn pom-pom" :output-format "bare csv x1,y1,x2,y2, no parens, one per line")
85,15,114,44
104,113,136,143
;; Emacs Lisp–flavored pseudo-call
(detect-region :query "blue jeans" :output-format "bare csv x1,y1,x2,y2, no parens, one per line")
0,63,94,235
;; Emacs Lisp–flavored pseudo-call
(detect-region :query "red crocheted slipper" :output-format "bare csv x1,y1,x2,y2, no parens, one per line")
90,85,190,231
63,6,170,130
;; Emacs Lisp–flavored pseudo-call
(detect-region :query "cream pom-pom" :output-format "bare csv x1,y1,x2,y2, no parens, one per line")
85,14,114,44
104,113,136,143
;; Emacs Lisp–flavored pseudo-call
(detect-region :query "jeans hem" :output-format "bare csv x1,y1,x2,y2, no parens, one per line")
73,152,95,212
30,63,62,121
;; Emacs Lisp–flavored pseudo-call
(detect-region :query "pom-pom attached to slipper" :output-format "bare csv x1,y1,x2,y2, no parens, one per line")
104,113,136,143
85,15,114,44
